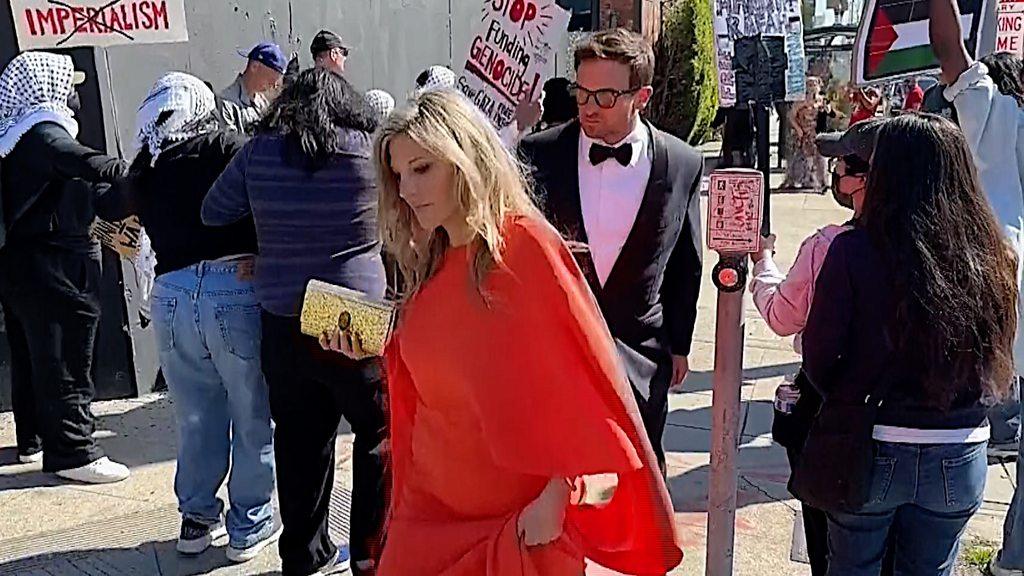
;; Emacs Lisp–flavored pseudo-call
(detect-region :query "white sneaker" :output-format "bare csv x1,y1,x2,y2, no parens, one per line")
177,518,228,555
18,452,42,464
55,457,130,484
226,524,283,563
991,556,1024,576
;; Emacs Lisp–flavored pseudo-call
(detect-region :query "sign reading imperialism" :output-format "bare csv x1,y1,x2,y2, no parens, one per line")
853,0,985,85
11,0,189,50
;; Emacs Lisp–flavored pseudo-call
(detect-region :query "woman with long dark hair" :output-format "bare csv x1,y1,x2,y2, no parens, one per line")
803,113,1018,575
203,67,385,576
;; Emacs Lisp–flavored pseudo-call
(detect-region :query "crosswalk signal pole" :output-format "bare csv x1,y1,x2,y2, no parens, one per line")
704,169,765,576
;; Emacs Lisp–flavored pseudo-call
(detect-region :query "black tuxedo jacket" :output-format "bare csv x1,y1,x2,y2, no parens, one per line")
519,120,704,401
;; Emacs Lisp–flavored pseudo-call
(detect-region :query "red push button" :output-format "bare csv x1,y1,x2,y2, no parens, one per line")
717,267,739,288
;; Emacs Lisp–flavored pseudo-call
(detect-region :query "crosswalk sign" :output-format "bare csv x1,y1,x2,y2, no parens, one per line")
853,0,986,85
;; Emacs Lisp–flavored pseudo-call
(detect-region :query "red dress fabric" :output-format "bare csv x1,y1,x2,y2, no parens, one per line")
379,216,683,575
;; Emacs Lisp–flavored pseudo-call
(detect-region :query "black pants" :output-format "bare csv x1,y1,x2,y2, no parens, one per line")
634,387,669,476
2,300,42,456
786,447,831,576
0,245,103,471
261,311,387,576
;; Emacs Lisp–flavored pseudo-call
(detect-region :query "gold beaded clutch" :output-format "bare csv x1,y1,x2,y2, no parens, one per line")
299,279,397,356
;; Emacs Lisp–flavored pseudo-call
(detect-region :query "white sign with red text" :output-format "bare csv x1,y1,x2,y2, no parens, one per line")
707,169,765,253
997,0,1024,58
457,0,570,130
11,0,188,50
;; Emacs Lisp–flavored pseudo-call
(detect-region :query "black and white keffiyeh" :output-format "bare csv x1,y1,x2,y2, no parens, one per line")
133,72,217,166
415,66,456,95
0,51,79,158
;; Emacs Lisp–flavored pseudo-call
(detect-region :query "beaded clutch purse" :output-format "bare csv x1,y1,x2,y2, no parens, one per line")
299,279,397,356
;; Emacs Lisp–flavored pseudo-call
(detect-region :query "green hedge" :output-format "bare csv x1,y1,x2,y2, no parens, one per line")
647,0,718,145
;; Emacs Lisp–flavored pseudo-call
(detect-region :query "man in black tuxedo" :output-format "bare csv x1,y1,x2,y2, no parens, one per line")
519,28,704,471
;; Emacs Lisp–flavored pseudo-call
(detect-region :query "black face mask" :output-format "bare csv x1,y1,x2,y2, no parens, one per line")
67,89,81,113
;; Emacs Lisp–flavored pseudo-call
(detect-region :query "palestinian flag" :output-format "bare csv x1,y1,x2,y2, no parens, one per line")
855,0,984,84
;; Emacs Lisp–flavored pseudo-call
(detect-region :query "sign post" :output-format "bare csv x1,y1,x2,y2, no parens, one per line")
997,0,1024,58
705,169,765,576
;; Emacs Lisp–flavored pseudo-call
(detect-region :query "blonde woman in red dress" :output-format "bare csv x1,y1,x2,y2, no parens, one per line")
321,89,682,575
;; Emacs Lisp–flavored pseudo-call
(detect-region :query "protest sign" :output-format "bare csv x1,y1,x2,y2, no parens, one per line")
712,12,737,107
783,0,807,102
92,216,142,259
997,0,1024,58
11,0,188,50
852,0,985,85
457,0,571,130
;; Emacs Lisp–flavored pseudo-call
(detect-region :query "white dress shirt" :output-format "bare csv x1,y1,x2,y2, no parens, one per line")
578,121,653,286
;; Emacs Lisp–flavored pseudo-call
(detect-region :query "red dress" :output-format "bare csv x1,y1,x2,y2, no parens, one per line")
379,217,682,575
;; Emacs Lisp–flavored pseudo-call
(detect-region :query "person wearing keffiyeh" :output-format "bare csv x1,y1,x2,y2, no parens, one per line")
0,51,130,484
100,72,278,562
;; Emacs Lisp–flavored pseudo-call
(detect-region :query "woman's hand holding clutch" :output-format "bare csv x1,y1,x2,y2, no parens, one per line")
319,327,376,360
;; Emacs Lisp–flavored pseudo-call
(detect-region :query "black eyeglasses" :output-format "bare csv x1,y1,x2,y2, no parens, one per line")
568,83,639,109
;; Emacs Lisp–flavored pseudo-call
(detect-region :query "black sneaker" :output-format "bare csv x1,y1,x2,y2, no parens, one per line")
176,517,227,555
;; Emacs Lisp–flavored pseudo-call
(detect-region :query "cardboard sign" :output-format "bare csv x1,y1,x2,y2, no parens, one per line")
92,215,142,259
712,13,737,107
852,0,986,85
457,0,570,130
997,0,1024,58
11,0,189,50
707,169,764,253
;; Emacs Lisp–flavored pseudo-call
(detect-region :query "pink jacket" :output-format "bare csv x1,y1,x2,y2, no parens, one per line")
750,224,849,354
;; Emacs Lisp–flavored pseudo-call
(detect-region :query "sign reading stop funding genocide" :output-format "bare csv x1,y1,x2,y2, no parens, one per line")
458,0,570,130
11,0,189,50
707,169,764,254
998,0,1024,58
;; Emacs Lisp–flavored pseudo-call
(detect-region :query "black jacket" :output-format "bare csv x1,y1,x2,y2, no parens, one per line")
104,131,257,275
804,228,989,430
519,119,704,400
2,122,126,254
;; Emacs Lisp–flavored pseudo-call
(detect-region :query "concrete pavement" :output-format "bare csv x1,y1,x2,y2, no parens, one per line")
0,190,1017,574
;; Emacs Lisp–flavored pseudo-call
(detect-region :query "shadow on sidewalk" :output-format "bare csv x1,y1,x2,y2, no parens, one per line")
664,400,794,515
0,538,284,575
681,361,801,393
0,395,177,491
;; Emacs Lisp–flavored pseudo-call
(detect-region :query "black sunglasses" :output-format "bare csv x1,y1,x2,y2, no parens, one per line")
568,83,639,109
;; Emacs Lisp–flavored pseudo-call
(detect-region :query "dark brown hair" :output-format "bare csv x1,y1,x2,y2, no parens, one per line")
573,28,655,88
862,113,1017,407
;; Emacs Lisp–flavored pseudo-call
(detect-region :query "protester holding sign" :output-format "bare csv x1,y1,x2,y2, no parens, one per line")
930,1,1024,573
0,51,129,484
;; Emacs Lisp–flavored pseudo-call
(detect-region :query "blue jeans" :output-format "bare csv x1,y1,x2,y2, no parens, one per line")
826,441,988,576
999,398,1024,569
151,262,275,548
988,378,1021,444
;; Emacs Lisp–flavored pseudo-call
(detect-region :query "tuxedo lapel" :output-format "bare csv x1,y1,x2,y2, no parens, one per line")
602,121,670,296
546,121,603,294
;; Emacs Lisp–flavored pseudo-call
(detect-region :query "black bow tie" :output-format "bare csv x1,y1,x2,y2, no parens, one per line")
589,142,633,167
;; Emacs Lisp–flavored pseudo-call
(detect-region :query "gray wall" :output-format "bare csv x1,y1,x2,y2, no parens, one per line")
94,0,575,154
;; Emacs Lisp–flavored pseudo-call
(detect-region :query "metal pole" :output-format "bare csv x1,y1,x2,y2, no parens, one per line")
706,264,746,576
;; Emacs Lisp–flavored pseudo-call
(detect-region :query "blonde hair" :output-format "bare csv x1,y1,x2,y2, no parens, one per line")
375,89,541,299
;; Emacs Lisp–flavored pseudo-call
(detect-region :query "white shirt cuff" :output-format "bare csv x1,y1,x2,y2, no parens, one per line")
945,61,990,102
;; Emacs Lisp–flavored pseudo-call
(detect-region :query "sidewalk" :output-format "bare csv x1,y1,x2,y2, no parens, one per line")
0,193,1017,575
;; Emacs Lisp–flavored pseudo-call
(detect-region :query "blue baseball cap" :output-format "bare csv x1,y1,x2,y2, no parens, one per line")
241,42,287,75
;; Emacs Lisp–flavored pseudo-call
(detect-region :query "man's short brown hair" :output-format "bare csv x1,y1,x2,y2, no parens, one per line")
573,28,655,88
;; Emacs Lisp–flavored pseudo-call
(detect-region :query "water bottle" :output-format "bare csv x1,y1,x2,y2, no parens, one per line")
774,374,802,414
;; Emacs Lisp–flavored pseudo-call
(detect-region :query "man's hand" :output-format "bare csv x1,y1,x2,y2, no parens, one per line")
669,354,689,392
515,94,543,133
